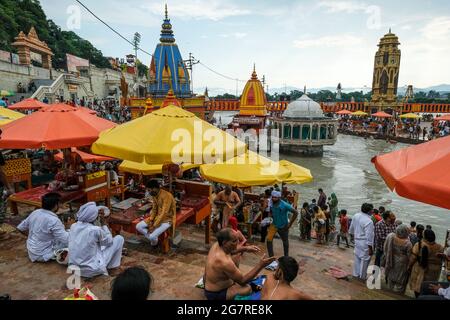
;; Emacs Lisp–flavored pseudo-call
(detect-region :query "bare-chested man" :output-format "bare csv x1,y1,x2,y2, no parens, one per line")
214,186,241,229
204,228,275,300
261,256,313,300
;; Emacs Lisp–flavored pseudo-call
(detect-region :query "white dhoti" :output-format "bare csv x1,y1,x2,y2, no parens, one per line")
102,235,124,270
353,240,371,279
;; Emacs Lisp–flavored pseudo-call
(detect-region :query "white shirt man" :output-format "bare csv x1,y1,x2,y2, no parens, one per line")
68,202,124,278
349,203,375,280
17,193,69,262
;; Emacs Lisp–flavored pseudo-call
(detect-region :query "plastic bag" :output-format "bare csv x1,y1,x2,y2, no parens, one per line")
64,287,98,300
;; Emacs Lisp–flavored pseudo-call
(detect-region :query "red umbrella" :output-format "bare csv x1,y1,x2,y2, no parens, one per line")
336,109,352,115
0,103,116,150
8,98,48,110
372,111,393,118
435,114,450,121
372,136,450,209
54,147,114,163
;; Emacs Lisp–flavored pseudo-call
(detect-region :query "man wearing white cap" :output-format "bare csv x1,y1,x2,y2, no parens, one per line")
68,202,124,278
266,190,299,261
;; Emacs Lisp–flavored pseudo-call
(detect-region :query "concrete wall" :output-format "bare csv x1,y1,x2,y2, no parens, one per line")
0,59,146,102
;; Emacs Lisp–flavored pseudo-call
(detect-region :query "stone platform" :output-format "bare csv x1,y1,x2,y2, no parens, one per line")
0,221,410,300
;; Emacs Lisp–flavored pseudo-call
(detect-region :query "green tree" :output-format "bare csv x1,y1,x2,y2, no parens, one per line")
0,0,111,69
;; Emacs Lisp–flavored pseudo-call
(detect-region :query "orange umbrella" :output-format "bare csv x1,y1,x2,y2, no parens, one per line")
8,98,48,110
54,147,114,163
78,107,97,115
372,111,393,118
0,103,116,150
436,114,450,121
336,109,352,115
372,136,450,209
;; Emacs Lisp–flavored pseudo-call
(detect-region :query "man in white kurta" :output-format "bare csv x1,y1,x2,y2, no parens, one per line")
17,193,69,262
349,203,375,280
69,202,124,278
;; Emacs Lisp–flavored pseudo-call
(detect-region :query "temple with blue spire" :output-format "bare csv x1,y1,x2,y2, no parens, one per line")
148,4,191,98
129,5,209,120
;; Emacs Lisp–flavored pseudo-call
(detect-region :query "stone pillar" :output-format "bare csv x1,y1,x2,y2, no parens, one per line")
17,47,31,65
290,122,293,140
310,124,313,141
42,54,52,70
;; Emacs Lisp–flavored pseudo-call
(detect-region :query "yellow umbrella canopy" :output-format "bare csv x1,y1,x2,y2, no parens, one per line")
0,108,25,126
92,105,247,165
400,113,421,119
119,160,198,176
200,151,292,187
279,160,313,184
352,111,368,116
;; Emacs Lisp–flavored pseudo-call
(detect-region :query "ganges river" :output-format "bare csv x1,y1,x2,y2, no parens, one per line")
215,112,450,242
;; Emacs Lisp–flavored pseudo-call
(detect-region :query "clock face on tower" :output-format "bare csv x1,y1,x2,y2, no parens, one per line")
383,52,389,66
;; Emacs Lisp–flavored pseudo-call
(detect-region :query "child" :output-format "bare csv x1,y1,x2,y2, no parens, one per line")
337,210,350,248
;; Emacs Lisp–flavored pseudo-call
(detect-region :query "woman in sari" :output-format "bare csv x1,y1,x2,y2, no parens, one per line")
328,193,339,226
408,229,444,297
383,224,412,293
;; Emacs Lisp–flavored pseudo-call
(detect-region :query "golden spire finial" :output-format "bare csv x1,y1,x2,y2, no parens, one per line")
251,64,258,80
165,4,168,19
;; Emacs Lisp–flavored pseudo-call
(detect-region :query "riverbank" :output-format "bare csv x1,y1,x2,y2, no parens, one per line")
0,219,409,300
338,129,425,145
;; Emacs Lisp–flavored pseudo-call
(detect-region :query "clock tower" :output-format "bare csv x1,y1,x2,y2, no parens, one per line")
369,29,402,112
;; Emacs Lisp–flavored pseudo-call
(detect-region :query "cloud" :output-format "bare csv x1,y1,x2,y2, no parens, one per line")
401,25,412,30
317,1,368,13
220,32,248,39
142,0,250,21
421,16,450,40
293,35,363,49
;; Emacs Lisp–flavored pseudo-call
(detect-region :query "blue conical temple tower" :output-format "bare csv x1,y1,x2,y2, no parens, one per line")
148,5,191,98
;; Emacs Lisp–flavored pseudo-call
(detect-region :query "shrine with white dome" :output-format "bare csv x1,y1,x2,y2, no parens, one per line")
273,92,338,155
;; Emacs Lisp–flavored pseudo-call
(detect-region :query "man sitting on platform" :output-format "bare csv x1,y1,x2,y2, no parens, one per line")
203,228,275,300
17,193,69,263
136,179,176,247
68,202,124,278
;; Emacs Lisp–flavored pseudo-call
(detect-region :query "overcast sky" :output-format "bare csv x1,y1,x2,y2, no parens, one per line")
40,0,450,93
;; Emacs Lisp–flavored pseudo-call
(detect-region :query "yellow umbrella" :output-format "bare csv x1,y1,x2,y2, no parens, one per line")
92,105,247,164
200,151,292,187
0,108,25,126
279,160,313,184
119,160,198,176
352,111,368,116
400,113,421,119
0,90,14,97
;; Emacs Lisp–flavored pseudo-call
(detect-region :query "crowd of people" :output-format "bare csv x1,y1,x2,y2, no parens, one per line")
338,115,450,141
348,202,449,300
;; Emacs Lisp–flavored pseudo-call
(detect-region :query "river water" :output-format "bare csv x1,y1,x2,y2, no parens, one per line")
214,112,450,242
